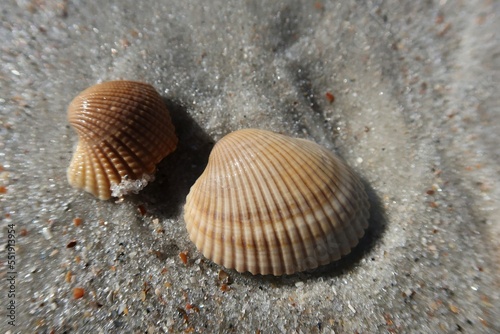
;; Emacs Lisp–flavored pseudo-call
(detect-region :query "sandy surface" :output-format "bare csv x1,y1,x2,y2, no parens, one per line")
1,0,499,333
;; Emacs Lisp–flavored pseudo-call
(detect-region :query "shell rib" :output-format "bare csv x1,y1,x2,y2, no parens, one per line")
67,80,178,200
184,129,370,275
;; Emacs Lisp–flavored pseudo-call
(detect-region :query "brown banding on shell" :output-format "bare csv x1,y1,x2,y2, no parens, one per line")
67,80,177,200
183,129,370,275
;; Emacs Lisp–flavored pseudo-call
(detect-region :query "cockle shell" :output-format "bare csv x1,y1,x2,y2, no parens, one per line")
67,80,178,200
184,129,370,275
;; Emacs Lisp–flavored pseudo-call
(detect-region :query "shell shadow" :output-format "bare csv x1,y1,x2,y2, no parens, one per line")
132,98,214,218
240,178,387,285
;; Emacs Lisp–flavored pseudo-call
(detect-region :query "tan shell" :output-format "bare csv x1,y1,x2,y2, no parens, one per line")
67,80,178,200
184,129,370,275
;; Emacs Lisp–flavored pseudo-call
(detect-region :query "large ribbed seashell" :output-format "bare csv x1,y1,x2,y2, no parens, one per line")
67,80,178,200
184,129,370,275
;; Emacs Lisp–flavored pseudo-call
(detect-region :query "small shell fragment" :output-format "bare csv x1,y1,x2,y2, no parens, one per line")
67,80,178,200
184,129,370,275
73,287,85,299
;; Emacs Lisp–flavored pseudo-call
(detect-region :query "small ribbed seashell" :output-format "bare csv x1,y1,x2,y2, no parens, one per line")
184,129,370,275
67,80,178,200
